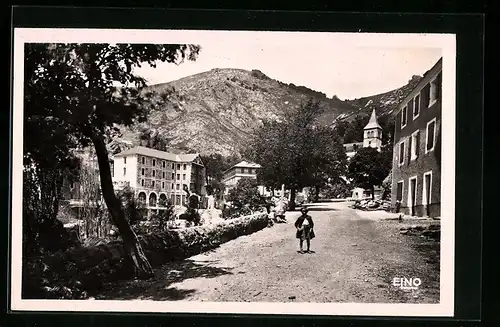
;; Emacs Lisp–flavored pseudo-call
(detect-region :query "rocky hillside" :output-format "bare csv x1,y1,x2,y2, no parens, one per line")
112,69,422,156
336,75,423,125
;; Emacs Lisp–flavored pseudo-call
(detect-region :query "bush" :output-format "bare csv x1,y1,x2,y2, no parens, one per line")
226,178,266,212
22,213,270,299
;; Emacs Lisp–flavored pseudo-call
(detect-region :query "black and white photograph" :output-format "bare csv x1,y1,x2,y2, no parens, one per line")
11,28,456,316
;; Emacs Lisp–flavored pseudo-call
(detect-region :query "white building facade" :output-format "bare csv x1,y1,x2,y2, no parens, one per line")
112,146,206,209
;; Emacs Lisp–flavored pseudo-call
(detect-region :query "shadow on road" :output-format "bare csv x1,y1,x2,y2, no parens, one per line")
95,259,234,301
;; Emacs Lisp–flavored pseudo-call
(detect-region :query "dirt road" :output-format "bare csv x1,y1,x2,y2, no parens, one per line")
97,202,440,303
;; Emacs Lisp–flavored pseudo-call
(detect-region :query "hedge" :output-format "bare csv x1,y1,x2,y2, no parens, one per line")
22,212,269,299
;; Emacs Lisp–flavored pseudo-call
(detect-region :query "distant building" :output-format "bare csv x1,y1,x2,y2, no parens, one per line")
112,146,206,208
222,160,261,194
391,58,442,217
363,108,383,150
343,142,363,159
342,108,384,199
343,108,383,159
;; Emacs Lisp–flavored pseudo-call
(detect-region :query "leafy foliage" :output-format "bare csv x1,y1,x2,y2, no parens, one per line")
116,186,147,225
24,42,200,277
245,99,347,208
226,178,266,212
201,153,241,198
347,145,392,199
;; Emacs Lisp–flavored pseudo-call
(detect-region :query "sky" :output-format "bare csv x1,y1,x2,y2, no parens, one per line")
133,33,442,100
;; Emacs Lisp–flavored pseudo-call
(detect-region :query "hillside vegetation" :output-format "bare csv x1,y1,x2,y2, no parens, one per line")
111,69,422,156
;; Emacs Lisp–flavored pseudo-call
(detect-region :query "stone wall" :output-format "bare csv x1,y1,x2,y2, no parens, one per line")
22,213,269,299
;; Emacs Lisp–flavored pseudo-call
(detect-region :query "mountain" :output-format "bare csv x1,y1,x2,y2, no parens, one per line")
337,75,423,125
112,69,422,157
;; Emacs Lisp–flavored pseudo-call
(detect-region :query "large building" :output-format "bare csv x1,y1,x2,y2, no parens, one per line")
112,146,206,209
222,161,262,194
343,108,383,159
391,58,442,217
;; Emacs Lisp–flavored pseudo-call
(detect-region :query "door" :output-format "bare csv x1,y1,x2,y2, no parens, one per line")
396,182,403,202
395,181,403,213
424,173,432,216
409,178,417,216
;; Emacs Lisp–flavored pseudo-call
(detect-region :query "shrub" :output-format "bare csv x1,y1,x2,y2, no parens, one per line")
226,178,266,212
22,212,269,299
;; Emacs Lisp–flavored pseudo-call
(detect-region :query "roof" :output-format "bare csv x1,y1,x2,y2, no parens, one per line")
223,160,262,175
113,146,201,163
394,57,443,116
364,108,382,130
343,142,363,152
232,161,262,169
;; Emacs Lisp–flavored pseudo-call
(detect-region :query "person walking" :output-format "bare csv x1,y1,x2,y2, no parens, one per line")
294,207,315,253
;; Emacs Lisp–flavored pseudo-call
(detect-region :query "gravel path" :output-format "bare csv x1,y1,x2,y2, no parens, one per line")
96,202,440,303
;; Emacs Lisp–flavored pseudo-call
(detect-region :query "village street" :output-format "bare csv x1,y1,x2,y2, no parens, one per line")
96,202,440,303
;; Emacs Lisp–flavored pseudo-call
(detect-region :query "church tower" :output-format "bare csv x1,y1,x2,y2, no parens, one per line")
363,108,383,150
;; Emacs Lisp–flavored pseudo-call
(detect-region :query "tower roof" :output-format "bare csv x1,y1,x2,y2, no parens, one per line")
364,108,382,130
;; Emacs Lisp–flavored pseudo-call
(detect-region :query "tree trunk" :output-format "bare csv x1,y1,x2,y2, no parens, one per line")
289,188,297,211
314,185,320,202
90,133,154,279
371,185,375,200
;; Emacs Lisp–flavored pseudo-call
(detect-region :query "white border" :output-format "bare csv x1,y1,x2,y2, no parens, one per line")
425,117,437,154
11,28,456,317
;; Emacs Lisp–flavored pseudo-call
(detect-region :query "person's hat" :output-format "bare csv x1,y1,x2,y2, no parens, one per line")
300,207,309,213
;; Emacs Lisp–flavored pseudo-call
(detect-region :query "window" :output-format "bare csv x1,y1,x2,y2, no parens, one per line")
401,106,408,128
162,171,165,178
413,94,420,118
368,141,372,146
429,74,441,106
123,167,126,176
176,184,180,190
124,157,127,164
142,157,145,164
141,179,144,186
183,164,187,170
171,163,174,169
70,182,74,189
177,174,180,180
152,170,156,177
171,173,175,180
242,168,246,174
162,182,165,189
162,161,166,168
152,180,155,187
182,174,186,180
177,164,181,170
399,141,405,165
410,131,420,161
426,118,437,153
152,159,156,167
141,168,145,176
171,183,174,189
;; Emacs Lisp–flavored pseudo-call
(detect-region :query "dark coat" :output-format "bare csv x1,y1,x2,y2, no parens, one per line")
294,214,315,239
